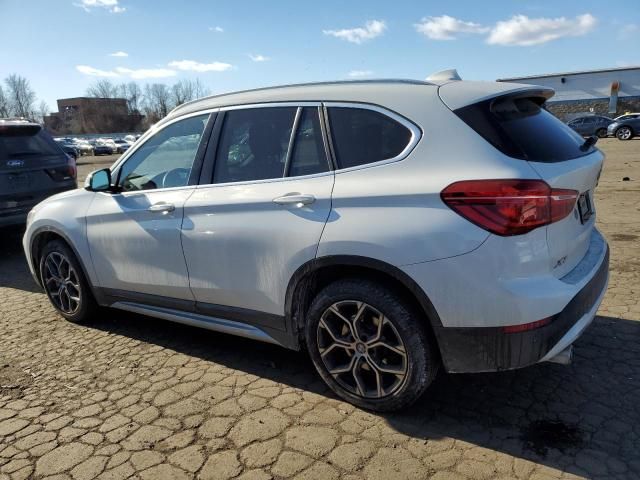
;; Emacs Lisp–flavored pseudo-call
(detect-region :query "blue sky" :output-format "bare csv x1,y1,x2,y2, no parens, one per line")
1,0,639,110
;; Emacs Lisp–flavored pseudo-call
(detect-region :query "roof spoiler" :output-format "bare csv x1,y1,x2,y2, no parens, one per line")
426,69,462,83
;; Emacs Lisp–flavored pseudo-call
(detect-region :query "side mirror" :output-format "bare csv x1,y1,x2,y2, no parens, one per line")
85,168,112,192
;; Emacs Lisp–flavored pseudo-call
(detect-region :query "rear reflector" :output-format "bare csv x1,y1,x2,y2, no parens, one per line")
441,179,578,236
502,317,552,334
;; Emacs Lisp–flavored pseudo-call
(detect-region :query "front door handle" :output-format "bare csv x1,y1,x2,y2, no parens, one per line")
273,194,315,207
148,202,175,213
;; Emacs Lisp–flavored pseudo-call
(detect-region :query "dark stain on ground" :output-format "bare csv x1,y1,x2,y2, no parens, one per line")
610,233,639,242
521,420,584,457
0,360,33,399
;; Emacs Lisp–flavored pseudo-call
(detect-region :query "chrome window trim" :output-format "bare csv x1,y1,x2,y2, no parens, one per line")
322,101,423,174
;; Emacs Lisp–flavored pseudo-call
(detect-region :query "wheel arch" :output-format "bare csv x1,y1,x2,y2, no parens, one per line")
285,255,443,350
29,227,96,297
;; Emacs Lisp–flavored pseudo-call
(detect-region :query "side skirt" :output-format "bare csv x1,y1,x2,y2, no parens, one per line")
111,301,284,347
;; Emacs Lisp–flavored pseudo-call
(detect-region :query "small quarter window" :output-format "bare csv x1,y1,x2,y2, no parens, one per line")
214,107,296,183
288,107,329,177
327,107,412,169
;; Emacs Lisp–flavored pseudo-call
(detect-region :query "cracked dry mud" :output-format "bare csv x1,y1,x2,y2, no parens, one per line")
1,139,639,479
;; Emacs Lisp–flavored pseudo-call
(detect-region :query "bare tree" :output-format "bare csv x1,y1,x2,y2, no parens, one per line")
119,82,142,114
143,83,171,123
37,100,49,124
4,74,36,118
171,79,211,107
192,78,211,99
86,79,119,98
0,85,10,117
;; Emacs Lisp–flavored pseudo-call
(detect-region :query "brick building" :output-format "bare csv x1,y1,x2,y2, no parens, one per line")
498,66,640,121
44,97,144,135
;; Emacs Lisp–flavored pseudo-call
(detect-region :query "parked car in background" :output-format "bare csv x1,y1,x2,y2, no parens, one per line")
124,135,136,143
567,115,613,138
607,113,640,140
1,119,76,227
100,138,118,153
23,78,609,411
113,138,131,153
90,140,115,155
614,112,640,122
73,140,94,156
54,138,80,160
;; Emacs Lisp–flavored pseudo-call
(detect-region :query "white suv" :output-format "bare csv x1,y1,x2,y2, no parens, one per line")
23,77,609,411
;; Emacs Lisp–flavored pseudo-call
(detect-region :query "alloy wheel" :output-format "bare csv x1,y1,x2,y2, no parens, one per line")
317,300,408,399
617,127,632,140
43,252,81,314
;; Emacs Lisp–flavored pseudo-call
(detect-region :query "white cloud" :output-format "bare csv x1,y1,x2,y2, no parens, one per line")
248,54,269,62
348,70,373,78
414,15,488,40
323,20,386,44
109,51,128,57
115,67,176,79
168,60,233,72
76,0,125,13
487,13,597,46
76,65,176,79
209,26,224,32
76,65,119,77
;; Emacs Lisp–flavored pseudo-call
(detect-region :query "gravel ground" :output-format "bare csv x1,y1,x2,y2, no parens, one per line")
0,139,638,480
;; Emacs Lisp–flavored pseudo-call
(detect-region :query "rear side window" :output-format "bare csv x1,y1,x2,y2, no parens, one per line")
214,107,296,183
327,107,412,169
455,96,593,163
0,125,62,160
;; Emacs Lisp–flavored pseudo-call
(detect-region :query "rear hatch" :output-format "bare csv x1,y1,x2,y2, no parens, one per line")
440,81,604,278
0,123,76,214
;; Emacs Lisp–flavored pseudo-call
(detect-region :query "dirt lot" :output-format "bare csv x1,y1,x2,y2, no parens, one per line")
0,140,639,480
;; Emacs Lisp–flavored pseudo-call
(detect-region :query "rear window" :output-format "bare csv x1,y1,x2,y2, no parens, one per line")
327,107,412,169
455,96,594,163
0,125,62,160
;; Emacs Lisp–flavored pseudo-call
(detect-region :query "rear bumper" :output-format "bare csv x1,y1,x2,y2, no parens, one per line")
0,185,75,227
428,234,609,373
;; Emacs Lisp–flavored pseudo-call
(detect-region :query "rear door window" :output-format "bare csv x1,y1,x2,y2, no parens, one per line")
455,96,594,162
214,107,296,183
327,107,412,169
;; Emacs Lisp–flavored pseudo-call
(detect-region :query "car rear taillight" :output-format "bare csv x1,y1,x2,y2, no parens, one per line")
441,179,578,236
46,156,77,182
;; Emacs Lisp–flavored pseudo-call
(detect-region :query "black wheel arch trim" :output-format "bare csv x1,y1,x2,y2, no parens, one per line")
285,255,445,348
29,226,102,302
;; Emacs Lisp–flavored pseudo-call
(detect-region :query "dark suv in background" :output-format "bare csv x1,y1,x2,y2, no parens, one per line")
567,115,613,138
0,119,77,227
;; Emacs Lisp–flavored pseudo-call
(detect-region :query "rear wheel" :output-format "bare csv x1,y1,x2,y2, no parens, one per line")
616,126,633,140
595,128,607,138
39,240,99,324
305,278,439,411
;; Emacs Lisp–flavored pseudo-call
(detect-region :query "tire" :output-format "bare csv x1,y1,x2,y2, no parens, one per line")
595,128,607,138
39,239,99,324
305,278,439,411
616,126,633,140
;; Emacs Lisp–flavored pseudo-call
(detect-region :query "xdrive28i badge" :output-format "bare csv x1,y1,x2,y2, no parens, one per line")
6,159,25,168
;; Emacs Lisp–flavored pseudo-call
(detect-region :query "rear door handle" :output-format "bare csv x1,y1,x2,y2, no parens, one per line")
148,202,175,213
272,194,315,207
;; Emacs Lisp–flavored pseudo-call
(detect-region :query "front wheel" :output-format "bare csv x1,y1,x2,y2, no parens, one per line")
305,278,439,411
39,240,99,324
616,126,633,140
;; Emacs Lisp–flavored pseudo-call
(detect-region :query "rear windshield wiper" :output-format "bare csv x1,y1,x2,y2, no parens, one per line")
7,151,42,157
580,135,598,152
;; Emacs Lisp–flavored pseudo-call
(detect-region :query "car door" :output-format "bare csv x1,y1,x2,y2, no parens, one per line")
181,105,334,329
568,118,583,134
579,117,595,136
86,112,213,302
